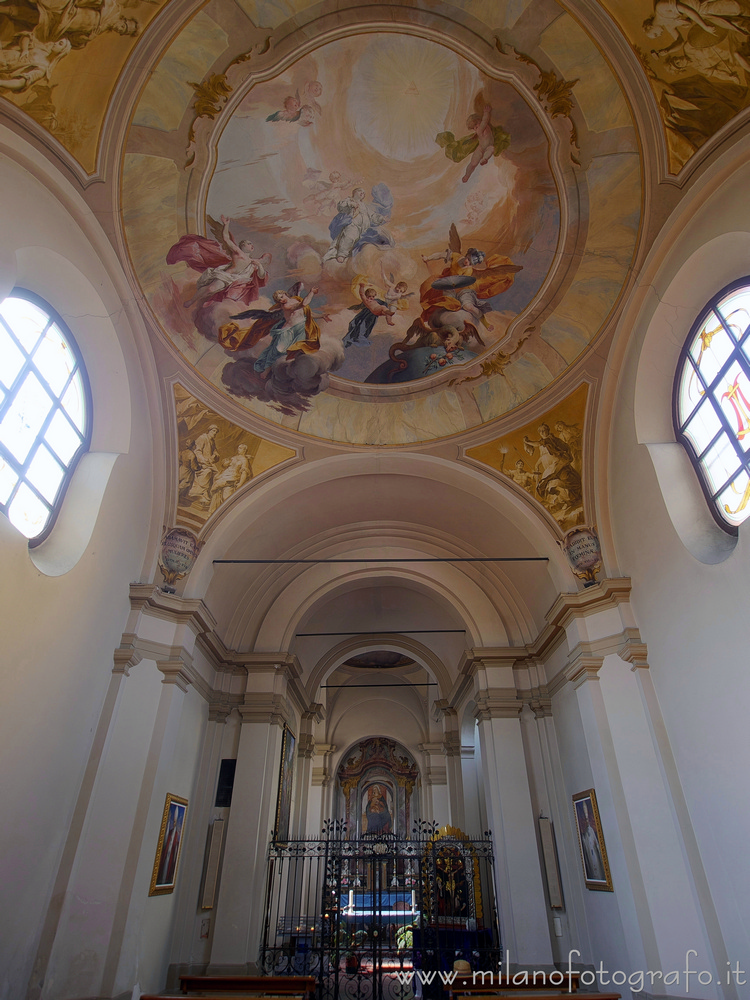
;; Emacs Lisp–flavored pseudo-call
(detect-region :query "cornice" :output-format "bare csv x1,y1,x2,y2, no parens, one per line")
129,583,217,635
474,689,523,721
544,578,633,632
238,693,290,728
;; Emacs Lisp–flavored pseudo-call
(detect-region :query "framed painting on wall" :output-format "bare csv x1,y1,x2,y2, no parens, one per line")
361,780,394,835
274,724,296,842
149,793,188,896
572,788,613,891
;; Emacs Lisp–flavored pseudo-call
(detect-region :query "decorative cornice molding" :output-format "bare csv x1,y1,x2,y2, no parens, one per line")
129,583,217,635
474,689,523,721
208,699,241,723
238,693,290,727
113,641,141,676
298,733,316,759
157,656,194,694
545,578,633,632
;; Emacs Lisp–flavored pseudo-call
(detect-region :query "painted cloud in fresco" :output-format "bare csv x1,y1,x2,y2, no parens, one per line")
162,34,560,413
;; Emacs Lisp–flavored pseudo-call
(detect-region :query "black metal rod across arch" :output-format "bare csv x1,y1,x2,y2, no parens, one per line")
259,822,501,1000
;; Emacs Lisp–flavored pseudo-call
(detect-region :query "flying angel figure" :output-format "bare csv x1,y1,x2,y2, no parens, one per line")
436,95,511,183
166,215,271,309
419,222,522,333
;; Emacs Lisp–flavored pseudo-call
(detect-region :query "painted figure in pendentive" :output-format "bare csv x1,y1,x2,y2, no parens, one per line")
207,443,252,514
191,425,220,506
219,285,321,373
436,100,511,183
523,423,582,513
178,439,199,503
0,33,69,91
167,215,271,310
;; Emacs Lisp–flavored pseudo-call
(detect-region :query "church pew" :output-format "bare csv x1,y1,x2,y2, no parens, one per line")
177,974,317,996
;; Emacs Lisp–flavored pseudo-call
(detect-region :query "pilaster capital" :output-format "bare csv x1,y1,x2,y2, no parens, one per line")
618,636,650,671
302,702,325,724
564,647,604,689
474,688,522,721
113,637,141,676
298,733,316,759
238,693,290,727
520,687,553,718
208,700,238,723
459,649,523,678
425,766,447,786
443,732,462,757
157,653,194,693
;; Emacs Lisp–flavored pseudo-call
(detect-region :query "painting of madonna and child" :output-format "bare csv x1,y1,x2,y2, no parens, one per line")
162,35,560,415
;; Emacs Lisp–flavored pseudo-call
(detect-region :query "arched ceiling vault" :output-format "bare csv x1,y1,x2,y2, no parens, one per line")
6,0,750,596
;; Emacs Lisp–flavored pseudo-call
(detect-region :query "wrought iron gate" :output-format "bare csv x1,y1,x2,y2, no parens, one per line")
260,821,500,1000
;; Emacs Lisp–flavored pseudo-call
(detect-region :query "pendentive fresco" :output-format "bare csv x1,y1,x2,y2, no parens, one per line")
122,4,640,445
173,383,295,533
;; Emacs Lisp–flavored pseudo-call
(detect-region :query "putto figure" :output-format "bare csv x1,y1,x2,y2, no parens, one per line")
436,99,511,183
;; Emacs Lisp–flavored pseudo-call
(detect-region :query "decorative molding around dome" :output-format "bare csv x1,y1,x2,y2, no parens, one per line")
120,1,641,445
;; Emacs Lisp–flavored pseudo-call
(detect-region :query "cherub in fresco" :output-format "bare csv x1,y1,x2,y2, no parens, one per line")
303,169,360,216
266,92,302,123
381,264,414,313
166,216,271,310
436,99,511,183
342,282,395,348
498,451,538,491
303,79,323,115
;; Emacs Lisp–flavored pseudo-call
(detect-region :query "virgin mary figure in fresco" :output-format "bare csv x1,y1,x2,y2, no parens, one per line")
362,783,392,835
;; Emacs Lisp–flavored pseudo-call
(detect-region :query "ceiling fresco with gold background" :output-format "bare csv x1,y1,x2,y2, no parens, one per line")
2,0,746,445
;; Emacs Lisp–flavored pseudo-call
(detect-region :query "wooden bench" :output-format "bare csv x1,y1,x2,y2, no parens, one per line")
447,973,581,996
177,974,317,996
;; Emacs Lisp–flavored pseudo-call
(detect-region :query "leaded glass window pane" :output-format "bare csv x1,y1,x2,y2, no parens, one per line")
0,290,90,541
674,277,750,531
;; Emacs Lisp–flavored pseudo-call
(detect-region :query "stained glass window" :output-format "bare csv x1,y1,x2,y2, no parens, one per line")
674,279,750,532
0,290,90,543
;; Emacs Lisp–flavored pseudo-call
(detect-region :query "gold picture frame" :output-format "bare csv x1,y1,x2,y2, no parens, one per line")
572,788,613,891
274,724,296,843
149,793,188,896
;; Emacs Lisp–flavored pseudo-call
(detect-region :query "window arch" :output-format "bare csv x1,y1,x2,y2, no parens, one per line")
0,289,91,543
673,277,750,533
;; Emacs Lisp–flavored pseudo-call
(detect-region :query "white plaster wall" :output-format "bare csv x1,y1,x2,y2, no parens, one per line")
607,153,750,995
0,140,157,999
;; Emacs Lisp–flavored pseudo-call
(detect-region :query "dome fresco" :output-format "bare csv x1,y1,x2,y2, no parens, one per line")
122,0,642,445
